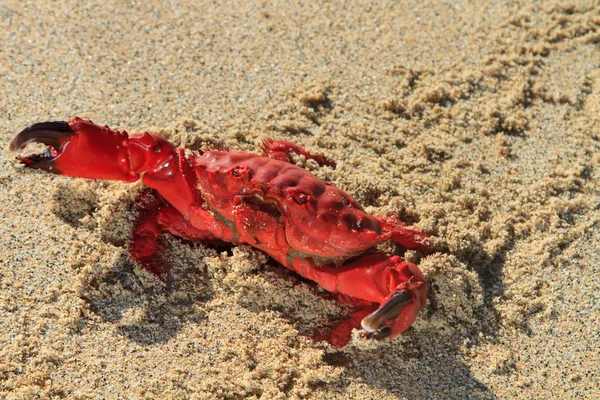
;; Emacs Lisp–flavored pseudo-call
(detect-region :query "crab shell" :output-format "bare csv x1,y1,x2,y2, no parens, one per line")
193,151,385,262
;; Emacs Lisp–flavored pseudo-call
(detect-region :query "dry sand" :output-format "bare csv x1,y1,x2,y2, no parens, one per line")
1,0,599,398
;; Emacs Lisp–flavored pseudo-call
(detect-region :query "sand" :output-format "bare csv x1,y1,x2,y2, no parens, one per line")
1,0,599,398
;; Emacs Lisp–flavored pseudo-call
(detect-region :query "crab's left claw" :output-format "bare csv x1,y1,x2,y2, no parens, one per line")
10,117,200,219
361,290,416,340
360,260,427,341
304,254,426,346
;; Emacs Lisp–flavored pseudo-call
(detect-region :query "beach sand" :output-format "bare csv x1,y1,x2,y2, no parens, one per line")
1,0,599,398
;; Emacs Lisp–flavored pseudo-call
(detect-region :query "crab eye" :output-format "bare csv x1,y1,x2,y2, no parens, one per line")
294,193,308,205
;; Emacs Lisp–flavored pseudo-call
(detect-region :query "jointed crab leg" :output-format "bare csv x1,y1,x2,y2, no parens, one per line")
262,138,337,168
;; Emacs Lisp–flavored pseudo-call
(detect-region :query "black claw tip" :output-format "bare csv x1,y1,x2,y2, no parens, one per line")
361,290,412,334
9,121,72,152
367,326,393,341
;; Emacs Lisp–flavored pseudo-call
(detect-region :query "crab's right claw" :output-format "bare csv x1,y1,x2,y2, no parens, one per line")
9,117,139,181
9,121,75,171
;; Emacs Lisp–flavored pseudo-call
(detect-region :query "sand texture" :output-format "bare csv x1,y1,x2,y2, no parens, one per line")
1,0,599,398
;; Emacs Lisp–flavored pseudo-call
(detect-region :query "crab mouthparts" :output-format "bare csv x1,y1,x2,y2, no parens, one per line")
9,121,74,170
361,290,412,340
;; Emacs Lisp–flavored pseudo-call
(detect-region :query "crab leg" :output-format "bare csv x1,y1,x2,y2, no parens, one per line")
379,216,430,252
129,190,214,278
262,138,336,168
9,118,201,218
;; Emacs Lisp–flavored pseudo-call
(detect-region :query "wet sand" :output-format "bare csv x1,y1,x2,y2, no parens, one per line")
1,1,599,398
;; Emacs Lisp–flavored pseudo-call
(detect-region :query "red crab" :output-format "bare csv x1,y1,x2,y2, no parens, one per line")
9,117,429,347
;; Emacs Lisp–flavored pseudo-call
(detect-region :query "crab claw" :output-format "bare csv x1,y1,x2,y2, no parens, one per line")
9,121,72,151
9,117,140,181
307,254,426,345
10,117,199,219
362,260,427,340
9,121,75,171
361,290,413,340
361,277,426,341
337,255,426,341
367,263,426,341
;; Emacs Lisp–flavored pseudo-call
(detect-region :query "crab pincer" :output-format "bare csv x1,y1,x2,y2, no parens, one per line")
10,117,429,347
9,121,74,171
363,289,417,339
9,118,143,181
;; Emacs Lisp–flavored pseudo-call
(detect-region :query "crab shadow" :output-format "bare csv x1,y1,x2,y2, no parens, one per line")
78,234,499,397
316,273,504,397
343,241,515,399
236,269,496,399
325,335,496,399
50,182,213,345
229,219,515,398
81,250,212,345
